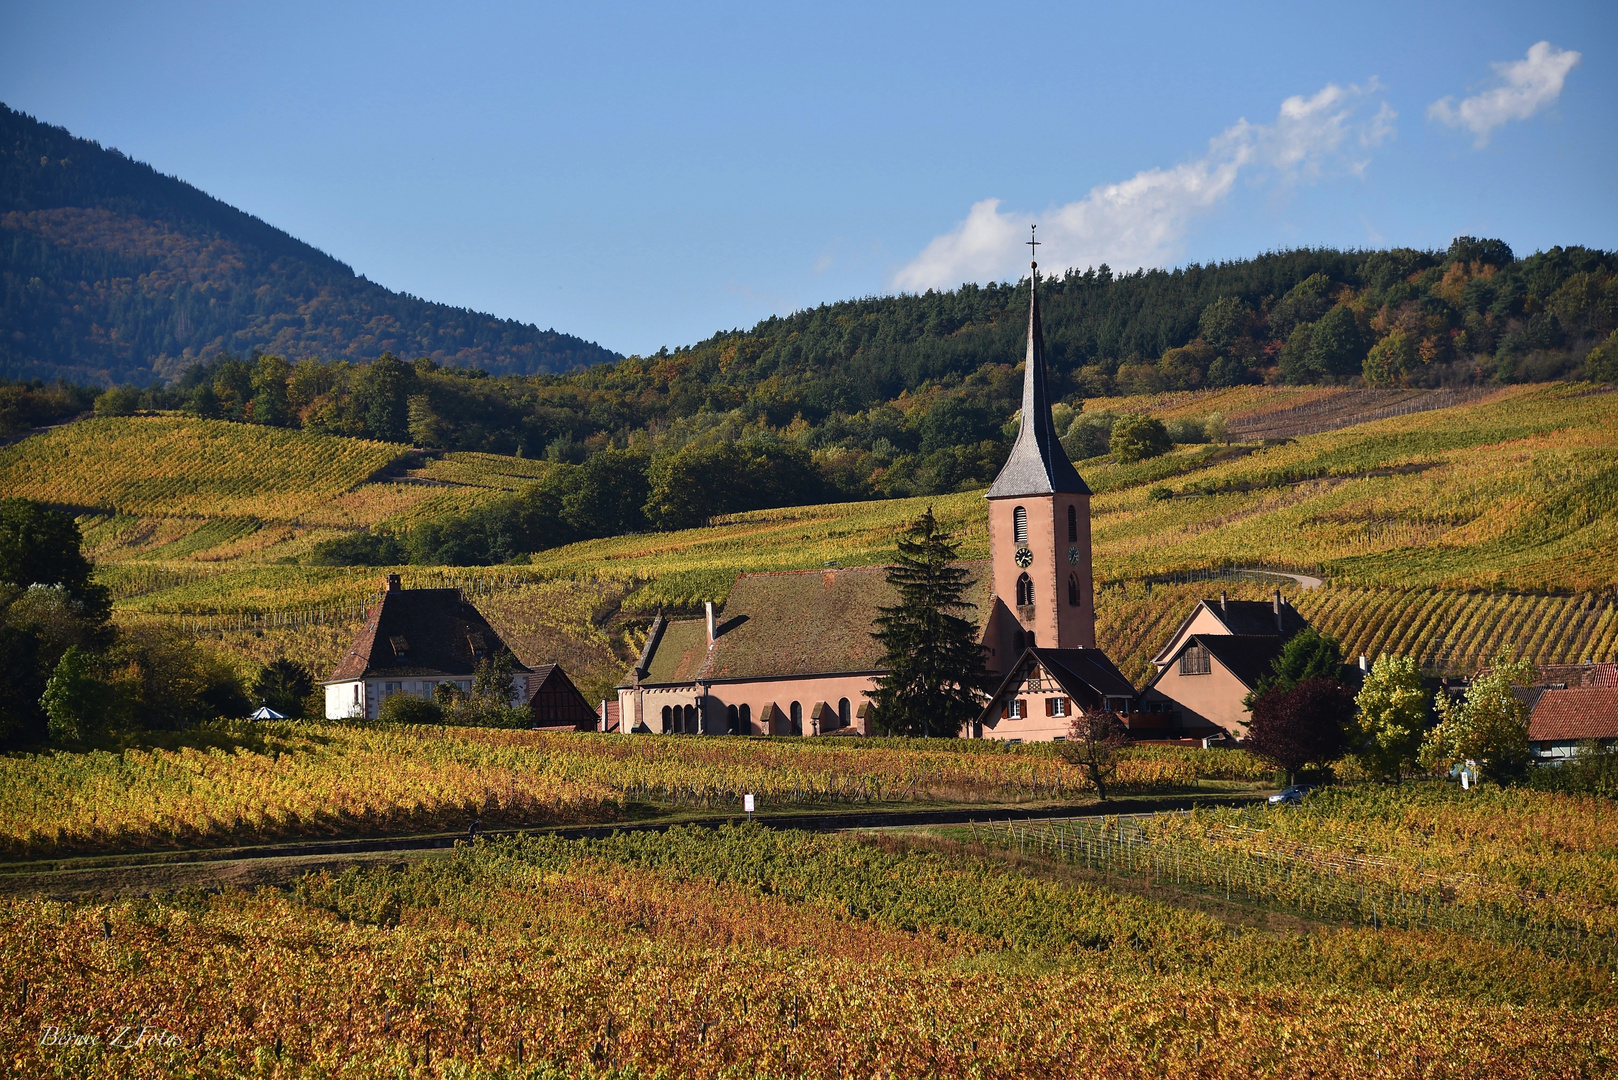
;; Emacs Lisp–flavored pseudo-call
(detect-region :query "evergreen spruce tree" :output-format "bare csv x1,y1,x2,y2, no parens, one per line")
868,509,991,738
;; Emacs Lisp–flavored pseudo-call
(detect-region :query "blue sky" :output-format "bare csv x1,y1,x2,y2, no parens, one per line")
3,1,1613,358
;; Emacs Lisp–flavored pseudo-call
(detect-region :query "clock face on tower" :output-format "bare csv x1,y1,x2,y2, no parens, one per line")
1067,546,1081,565
1014,546,1033,568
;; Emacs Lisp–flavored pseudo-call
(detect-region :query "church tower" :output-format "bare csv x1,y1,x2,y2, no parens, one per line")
984,252,1095,659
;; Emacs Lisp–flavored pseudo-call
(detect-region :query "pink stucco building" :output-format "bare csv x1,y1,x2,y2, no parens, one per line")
619,256,1136,740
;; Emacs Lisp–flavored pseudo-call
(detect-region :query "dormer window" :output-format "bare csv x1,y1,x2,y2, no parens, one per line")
389,635,410,661
1180,643,1211,676
467,631,487,659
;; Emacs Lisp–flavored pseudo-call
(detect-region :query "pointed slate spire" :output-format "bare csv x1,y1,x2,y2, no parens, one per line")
986,258,1089,498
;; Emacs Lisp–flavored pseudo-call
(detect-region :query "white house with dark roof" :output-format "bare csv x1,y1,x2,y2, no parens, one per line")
322,574,530,719
621,255,1137,740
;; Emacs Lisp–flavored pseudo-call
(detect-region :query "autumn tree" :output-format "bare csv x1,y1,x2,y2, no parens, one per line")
1419,654,1535,783
1350,654,1429,780
1245,678,1354,785
1059,707,1131,801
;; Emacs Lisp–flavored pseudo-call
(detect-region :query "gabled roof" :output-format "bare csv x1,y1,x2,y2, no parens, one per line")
985,265,1088,499
326,586,530,682
1528,688,1618,742
1033,647,1138,699
626,562,992,687
1150,595,1308,666
643,618,711,684
978,646,1136,724
1194,634,1289,691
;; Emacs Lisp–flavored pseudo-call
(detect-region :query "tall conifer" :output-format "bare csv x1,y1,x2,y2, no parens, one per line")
868,509,990,737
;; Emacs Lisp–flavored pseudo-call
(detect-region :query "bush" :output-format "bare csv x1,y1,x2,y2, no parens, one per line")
1110,414,1171,463
41,646,112,742
377,694,445,725
305,531,406,567
1146,485,1174,502
1526,743,1618,798
1061,412,1114,459
1586,330,1618,383
93,386,142,416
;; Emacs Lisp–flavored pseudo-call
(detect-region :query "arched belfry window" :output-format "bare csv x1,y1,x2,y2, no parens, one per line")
1067,505,1078,543
1013,506,1028,545
1068,573,1081,607
1016,572,1034,607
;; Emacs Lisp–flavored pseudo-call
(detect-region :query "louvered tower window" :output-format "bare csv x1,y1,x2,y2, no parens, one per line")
1013,506,1027,544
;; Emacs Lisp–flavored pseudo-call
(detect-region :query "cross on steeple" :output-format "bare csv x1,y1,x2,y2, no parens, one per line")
1027,224,1040,268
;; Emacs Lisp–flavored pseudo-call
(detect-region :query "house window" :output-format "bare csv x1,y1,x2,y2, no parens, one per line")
384,682,401,696
1045,697,1068,717
353,684,361,704
1180,643,1211,676
727,704,739,733
1068,573,1080,607
1004,698,1026,720
684,704,698,734
1016,573,1034,607
1067,505,1078,542
739,703,751,733
662,705,673,730
838,697,850,727
790,701,803,735
1013,506,1027,545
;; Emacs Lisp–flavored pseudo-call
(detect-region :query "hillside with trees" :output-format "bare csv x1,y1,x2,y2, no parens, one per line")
0,104,619,385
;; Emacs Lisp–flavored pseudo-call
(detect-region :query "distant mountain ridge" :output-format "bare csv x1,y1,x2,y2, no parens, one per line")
0,103,620,384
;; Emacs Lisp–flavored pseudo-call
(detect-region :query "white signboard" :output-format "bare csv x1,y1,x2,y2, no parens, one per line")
1460,770,1470,790
744,793,755,813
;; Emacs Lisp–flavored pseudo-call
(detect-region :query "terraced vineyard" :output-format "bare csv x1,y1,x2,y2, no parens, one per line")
3,386,1615,687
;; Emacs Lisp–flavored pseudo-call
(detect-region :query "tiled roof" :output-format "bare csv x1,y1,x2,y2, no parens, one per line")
1533,662,1618,688
643,618,711,684
1528,688,1618,742
1476,662,1618,689
1194,634,1289,691
1032,647,1138,699
978,646,1137,723
326,587,529,682
631,561,992,685
1207,599,1309,637
985,269,1089,499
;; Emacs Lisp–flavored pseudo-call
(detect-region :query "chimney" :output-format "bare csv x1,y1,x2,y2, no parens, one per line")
705,601,716,645
1273,589,1283,632
1220,590,1228,614
385,573,402,592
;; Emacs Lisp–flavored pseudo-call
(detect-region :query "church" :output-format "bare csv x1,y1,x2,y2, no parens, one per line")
617,252,1136,740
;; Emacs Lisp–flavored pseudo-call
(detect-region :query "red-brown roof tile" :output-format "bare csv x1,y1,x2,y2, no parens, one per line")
1529,687,1618,742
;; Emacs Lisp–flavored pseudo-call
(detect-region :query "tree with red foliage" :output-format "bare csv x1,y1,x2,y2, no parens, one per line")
1059,707,1131,801
1244,677,1353,785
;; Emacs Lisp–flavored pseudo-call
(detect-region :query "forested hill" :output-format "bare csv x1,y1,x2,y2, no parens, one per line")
0,104,620,384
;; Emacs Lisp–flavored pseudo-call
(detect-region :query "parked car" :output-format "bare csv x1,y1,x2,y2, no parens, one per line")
1268,785,1314,805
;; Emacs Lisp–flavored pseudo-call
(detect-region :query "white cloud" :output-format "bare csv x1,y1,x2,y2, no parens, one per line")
893,82,1393,293
1428,41,1581,148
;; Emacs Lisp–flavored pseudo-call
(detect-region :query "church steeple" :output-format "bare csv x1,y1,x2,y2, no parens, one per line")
985,245,1089,499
